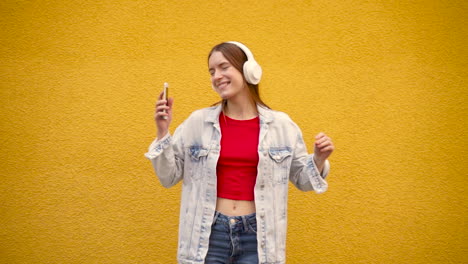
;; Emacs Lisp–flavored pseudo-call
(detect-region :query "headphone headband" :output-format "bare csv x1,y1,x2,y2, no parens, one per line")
227,41,255,61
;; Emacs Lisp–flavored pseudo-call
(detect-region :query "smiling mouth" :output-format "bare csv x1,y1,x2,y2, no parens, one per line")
217,81,230,89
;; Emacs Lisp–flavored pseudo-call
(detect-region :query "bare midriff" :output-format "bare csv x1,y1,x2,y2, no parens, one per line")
215,197,256,216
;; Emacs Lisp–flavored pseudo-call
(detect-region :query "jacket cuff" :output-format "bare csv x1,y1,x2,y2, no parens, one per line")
144,133,172,159
307,155,329,193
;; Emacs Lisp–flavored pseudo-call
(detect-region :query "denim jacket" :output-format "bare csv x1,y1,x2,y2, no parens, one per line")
145,104,330,264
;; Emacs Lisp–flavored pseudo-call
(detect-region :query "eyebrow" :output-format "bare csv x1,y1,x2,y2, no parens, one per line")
209,62,230,72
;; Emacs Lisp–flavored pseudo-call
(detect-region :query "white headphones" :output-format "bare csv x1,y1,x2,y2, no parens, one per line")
227,41,262,85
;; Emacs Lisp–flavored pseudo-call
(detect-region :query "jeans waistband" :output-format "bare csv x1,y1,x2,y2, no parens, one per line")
213,211,256,227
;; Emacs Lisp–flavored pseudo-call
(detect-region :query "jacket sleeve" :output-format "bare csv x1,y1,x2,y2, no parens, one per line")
289,126,330,193
144,122,186,188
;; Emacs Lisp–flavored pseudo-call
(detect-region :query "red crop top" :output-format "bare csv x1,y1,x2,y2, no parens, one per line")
216,112,260,201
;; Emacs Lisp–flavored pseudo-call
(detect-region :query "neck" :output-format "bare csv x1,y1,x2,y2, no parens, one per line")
224,98,258,120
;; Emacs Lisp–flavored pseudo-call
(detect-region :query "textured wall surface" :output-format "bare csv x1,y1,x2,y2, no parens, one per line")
1,1,467,263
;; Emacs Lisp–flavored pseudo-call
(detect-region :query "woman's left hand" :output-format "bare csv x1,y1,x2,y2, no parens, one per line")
313,132,334,171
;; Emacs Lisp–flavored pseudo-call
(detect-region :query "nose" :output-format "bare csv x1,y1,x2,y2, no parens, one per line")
211,71,222,87
213,70,222,80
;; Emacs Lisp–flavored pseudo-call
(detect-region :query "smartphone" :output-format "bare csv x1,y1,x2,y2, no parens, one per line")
162,82,169,119
163,82,169,101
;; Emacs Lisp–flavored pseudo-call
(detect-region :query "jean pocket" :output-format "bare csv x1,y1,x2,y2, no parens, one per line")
268,147,292,184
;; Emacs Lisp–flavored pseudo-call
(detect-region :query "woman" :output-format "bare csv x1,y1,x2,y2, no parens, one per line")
145,41,334,264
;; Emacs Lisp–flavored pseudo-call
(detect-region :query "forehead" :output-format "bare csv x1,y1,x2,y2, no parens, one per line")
208,51,229,68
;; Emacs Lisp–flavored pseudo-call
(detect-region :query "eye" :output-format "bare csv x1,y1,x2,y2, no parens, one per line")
219,62,231,71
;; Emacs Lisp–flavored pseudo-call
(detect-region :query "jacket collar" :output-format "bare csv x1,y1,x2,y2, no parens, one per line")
257,105,274,124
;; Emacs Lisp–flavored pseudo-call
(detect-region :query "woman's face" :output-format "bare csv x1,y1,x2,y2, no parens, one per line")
208,51,247,100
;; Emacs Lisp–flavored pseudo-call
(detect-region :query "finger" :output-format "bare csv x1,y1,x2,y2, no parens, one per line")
319,145,335,153
167,100,173,116
156,104,169,112
315,132,326,140
317,141,334,150
156,99,168,107
167,97,174,107
154,109,167,116
155,110,169,120
158,91,164,100
315,137,328,145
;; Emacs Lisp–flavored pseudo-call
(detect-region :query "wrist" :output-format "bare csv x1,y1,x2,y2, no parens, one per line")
157,130,168,140
313,156,325,172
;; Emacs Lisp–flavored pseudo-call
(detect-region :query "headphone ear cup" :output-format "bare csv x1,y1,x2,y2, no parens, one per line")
243,59,262,85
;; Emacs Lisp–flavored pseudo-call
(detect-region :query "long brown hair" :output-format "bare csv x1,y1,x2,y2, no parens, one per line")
208,42,270,109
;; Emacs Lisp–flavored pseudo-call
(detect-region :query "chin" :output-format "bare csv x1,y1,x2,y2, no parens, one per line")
217,92,231,100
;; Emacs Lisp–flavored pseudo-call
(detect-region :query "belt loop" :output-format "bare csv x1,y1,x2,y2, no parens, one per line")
242,216,248,232
213,211,220,225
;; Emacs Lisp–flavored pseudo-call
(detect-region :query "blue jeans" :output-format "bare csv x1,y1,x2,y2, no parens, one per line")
205,211,259,264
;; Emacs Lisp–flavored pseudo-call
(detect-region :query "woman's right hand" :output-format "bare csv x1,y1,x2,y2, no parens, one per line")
154,91,173,139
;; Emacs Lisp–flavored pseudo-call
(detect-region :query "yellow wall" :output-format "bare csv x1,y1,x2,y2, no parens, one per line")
1,1,467,263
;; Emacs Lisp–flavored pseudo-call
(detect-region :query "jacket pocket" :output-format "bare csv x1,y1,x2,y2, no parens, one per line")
187,145,209,180
268,147,292,184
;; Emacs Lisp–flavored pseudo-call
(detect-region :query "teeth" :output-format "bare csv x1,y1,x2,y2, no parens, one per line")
218,82,228,89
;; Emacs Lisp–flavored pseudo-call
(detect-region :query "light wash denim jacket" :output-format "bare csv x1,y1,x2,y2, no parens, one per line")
145,104,330,264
